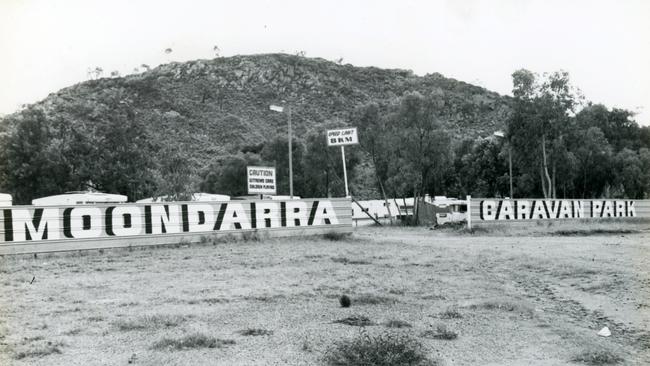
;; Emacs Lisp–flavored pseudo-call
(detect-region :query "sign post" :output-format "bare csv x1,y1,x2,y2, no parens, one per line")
247,166,277,196
326,127,358,197
341,145,349,196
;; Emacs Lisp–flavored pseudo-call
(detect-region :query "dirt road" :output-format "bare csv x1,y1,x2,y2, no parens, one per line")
1,223,648,365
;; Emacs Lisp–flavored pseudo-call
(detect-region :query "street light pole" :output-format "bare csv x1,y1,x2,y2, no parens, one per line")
270,103,294,199
287,106,293,199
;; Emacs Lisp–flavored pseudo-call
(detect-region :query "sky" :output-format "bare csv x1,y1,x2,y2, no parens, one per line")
1,0,649,125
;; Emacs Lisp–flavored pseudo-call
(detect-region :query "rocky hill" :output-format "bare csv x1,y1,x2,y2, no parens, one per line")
10,53,511,162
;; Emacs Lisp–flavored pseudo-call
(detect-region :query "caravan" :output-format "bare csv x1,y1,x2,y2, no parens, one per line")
32,191,127,206
0,193,12,207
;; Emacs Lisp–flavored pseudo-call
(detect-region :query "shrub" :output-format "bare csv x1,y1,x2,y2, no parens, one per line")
331,256,372,265
340,295,351,308
324,231,351,241
571,348,623,365
421,324,458,340
384,319,412,328
14,343,63,359
152,333,235,350
354,294,397,305
324,330,436,366
333,315,375,326
439,308,462,319
239,328,273,336
113,314,187,331
468,299,534,317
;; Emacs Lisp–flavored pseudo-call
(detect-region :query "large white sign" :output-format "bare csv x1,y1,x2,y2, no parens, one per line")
247,166,276,194
472,199,637,221
0,199,343,243
327,127,358,146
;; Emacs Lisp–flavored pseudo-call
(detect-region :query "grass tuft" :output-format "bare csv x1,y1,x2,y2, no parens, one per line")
571,348,623,365
324,330,437,366
468,299,534,317
354,294,397,305
333,315,375,327
152,333,235,351
331,256,372,265
421,324,458,340
439,308,463,319
14,342,63,359
323,231,352,241
384,319,412,328
113,314,188,331
239,328,273,336
553,229,638,236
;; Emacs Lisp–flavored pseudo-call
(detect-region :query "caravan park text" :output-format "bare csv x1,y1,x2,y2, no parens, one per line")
479,199,636,221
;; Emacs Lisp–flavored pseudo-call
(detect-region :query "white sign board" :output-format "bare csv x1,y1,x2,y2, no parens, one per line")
247,166,276,194
327,127,358,146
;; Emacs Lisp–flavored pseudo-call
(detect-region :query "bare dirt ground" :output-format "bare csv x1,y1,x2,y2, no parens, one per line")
1,220,649,365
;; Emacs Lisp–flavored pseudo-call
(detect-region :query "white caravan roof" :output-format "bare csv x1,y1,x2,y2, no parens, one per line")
32,192,128,206
135,193,231,203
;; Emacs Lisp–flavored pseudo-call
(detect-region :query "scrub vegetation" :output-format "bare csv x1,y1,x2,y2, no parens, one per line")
0,225,647,365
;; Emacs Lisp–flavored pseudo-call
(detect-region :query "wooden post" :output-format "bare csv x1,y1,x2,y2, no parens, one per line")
352,197,382,226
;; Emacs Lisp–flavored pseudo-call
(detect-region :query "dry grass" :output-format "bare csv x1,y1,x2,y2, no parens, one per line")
571,348,623,365
113,314,188,331
324,330,437,366
552,229,638,236
353,294,397,305
468,299,535,317
421,324,458,340
14,341,64,359
238,328,273,336
333,315,375,327
331,256,372,265
21,335,45,343
439,308,463,319
460,218,650,236
1,225,647,365
187,297,230,305
151,333,235,351
242,294,286,302
323,231,352,241
384,319,412,328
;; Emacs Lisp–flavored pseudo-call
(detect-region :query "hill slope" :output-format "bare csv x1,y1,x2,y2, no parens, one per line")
16,53,511,160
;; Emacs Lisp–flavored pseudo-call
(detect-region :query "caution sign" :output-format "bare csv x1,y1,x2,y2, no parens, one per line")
327,127,358,146
247,166,276,194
